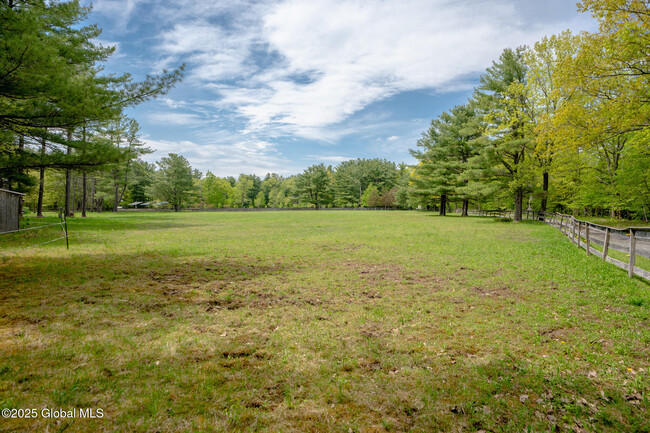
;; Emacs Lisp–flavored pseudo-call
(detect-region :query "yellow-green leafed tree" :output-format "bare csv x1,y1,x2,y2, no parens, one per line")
537,0,649,217
525,31,580,211
543,0,648,148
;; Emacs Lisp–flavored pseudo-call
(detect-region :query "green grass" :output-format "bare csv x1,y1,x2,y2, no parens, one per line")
1,211,648,432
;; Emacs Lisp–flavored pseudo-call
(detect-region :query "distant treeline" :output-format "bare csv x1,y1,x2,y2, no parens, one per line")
22,155,412,212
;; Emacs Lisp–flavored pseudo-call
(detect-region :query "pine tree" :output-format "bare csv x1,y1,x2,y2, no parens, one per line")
472,48,536,222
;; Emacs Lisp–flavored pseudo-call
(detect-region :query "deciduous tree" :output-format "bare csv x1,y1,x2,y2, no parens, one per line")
295,163,332,209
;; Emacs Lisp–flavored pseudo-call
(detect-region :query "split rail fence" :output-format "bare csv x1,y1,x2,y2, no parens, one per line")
464,209,650,281
541,213,650,281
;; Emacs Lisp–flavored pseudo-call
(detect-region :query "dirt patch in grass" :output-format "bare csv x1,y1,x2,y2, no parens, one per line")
338,261,445,288
148,257,289,286
537,326,578,344
471,285,515,298
316,242,366,252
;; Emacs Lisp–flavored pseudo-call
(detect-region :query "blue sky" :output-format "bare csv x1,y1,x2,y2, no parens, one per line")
83,0,597,177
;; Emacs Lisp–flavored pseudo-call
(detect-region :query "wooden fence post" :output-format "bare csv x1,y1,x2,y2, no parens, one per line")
571,218,575,243
603,228,610,261
560,215,564,234
577,221,581,248
629,229,636,278
585,224,590,256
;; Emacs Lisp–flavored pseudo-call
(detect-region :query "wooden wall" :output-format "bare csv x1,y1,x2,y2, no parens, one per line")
0,190,22,233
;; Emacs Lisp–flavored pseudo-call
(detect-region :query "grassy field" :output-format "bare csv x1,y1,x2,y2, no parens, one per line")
0,210,648,433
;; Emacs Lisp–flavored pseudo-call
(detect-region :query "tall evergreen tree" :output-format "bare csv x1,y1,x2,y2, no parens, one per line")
473,47,535,222
411,103,484,216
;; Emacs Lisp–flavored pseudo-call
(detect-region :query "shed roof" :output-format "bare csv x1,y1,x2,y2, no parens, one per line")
0,189,26,196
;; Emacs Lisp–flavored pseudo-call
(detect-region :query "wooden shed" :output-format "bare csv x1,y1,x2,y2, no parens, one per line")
0,189,25,233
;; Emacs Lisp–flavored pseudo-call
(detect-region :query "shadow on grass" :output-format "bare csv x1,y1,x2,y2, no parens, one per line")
0,251,292,298
2,214,210,251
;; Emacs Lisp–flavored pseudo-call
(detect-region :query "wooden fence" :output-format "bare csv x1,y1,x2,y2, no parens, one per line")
465,209,545,220
540,213,650,281
461,209,650,281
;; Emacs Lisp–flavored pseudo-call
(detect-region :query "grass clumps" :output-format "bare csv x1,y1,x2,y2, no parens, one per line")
0,211,648,432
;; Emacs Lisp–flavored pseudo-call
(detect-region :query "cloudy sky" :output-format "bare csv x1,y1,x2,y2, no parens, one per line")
82,0,596,177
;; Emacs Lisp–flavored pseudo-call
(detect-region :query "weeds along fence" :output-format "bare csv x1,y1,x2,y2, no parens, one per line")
0,215,69,254
463,209,650,281
541,212,650,281
465,209,546,219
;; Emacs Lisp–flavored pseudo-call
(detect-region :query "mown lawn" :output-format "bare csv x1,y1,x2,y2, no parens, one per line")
0,210,648,432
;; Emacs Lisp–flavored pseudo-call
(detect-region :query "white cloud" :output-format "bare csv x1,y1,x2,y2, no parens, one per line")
94,0,594,142
305,155,353,163
191,0,589,139
158,21,259,81
91,0,144,30
141,137,294,176
148,112,203,126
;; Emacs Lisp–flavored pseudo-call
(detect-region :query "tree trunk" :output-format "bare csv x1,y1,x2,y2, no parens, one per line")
82,173,87,217
541,171,549,212
113,178,119,212
65,130,73,217
91,177,96,212
514,188,523,222
17,135,24,217
439,194,447,216
461,199,469,217
37,137,46,217
71,172,75,213
81,125,87,217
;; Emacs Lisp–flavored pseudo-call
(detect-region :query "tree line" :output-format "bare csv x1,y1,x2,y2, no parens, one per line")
410,0,649,222
23,154,412,212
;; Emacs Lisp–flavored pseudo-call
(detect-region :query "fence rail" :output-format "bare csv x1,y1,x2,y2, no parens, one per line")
540,212,650,281
464,209,546,220
461,209,650,281
0,215,69,253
